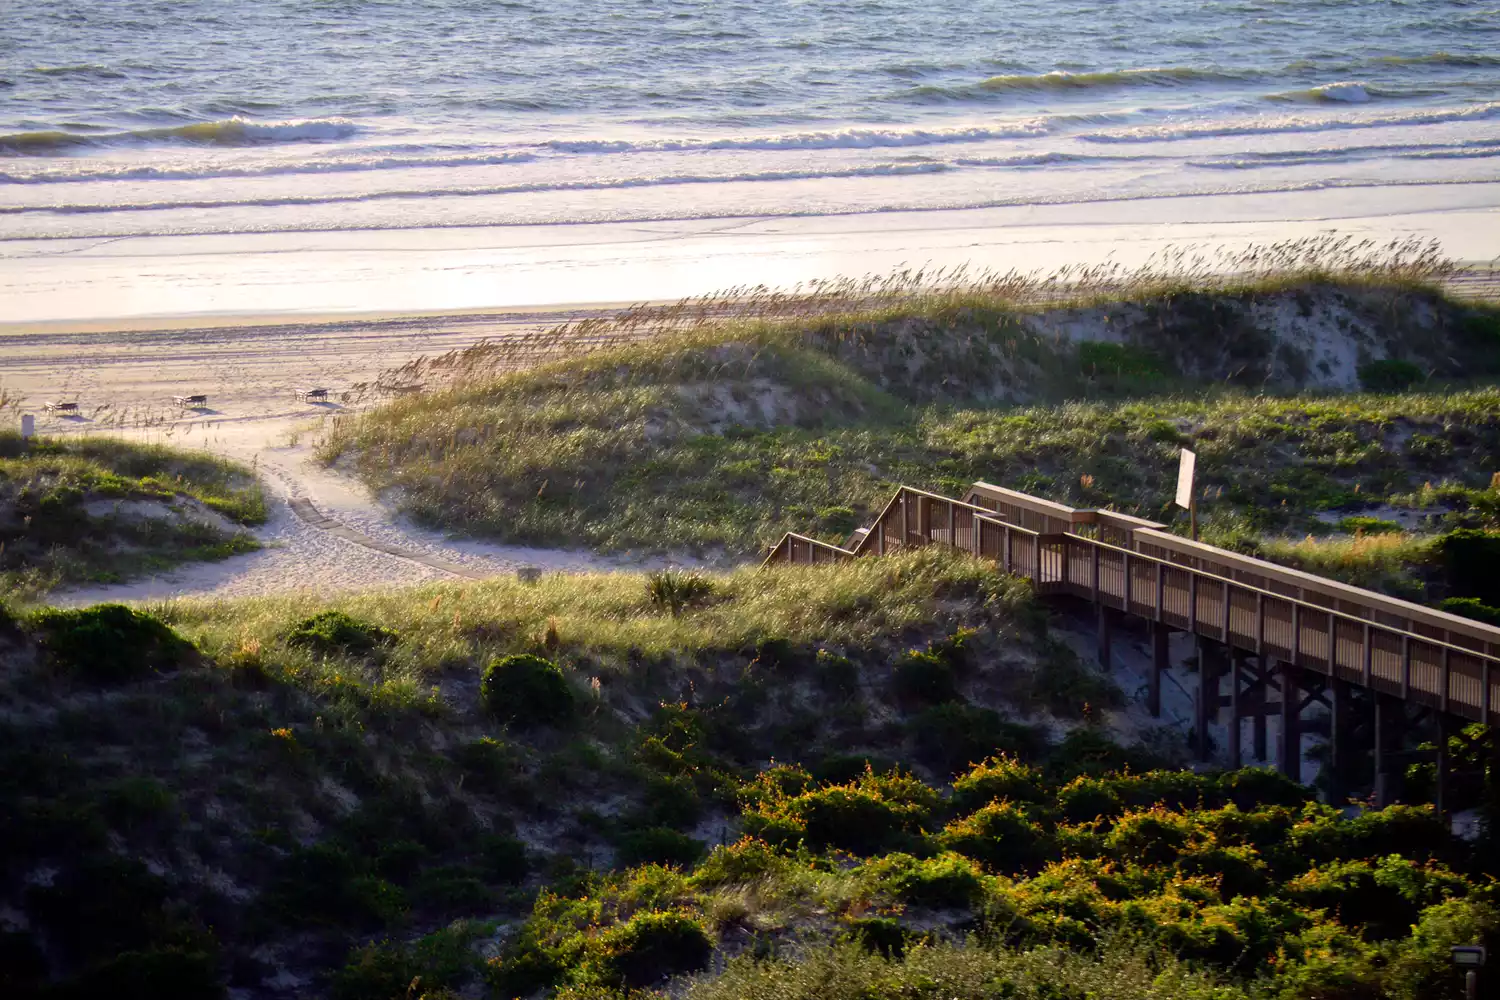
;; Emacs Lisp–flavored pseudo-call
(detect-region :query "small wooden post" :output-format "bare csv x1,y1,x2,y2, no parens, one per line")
1329,677,1351,804
1228,652,1242,767
1374,694,1403,807
1149,623,1167,718
1279,660,1301,781
1194,635,1212,762
1097,605,1112,671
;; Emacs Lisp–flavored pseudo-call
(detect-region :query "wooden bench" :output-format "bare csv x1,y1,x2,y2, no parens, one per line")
172,394,208,409
43,401,79,414
296,388,330,402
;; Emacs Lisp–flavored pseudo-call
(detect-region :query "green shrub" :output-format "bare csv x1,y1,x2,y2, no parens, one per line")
951,756,1048,811
786,786,923,856
862,851,987,909
814,649,860,697
477,834,530,884
286,610,398,657
599,910,712,988
60,946,223,1000
1358,358,1424,392
616,827,706,869
841,916,909,959
818,505,860,537
1440,530,1500,606
939,801,1057,875
646,569,715,616
31,604,194,682
690,838,792,888
1336,515,1402,535
1439,597,1500,626
480,654,575,727
910,704,1047,777
891,648,959,705
1079,342,1165,379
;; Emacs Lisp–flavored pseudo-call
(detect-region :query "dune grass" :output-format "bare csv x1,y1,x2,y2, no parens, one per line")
320,237,1500,562
0,432,265,597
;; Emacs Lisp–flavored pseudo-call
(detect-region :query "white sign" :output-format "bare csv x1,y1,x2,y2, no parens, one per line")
20,414,34,441
1175,448,1196,509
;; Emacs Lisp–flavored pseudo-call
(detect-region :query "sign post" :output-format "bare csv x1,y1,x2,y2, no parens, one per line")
1176,448,1198,541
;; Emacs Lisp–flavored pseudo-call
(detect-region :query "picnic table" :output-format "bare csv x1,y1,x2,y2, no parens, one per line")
43,401,79,414
296,387,330,402
173,394,209,408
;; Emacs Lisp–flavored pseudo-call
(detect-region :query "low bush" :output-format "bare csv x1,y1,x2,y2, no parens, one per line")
1439,597,1500,626
950,756,1048,811
938,801,1056,875
286,610,398,657
646,570,715,616
1358,358,1424,392
616,827,706,869
31,604,194,683
891,648,959,706
910,704,1048,777
1440,530,1500,606
861,851,988,908
598,910,713,988
480,654,575,727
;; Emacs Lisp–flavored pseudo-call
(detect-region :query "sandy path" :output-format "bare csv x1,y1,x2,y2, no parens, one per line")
53,416,662,605
0,312,669,604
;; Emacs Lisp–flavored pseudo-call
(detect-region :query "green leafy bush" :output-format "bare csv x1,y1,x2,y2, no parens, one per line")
286,610,398,657
910,704,1047,777
1358,358,1424,392
480,653,575,727
598,910,712,987
1439,597,1500,626
938,801,1056,875
30,604,194,683
861,851,987,908
1337,515,1402,535
891,648,959,706
1440,530,1500,606
616,827,706,869
951,756,1048,811
646,570,715,616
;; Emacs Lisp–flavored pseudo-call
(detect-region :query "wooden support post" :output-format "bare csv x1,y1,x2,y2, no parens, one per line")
1194,635,1212,762
948,501,956,549
1253,665,1269,763
1149,622,1167,718
1228,652,1242,768
1092,545,1101,602
1437,712,1453,822
1154,562,1165,623
1003,528,1013,574
1097,604,1112,671
901,492,910,548
1374,694,1403,807
1329,677,1350,805
1279,661,1302,781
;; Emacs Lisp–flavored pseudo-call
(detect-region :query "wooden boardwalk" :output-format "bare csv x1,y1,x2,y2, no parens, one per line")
766,482,1500,801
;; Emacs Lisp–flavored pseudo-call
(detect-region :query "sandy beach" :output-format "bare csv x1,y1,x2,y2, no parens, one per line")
4,189,1498,603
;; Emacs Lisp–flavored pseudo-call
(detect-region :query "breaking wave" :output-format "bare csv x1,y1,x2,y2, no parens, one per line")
0,117,358,155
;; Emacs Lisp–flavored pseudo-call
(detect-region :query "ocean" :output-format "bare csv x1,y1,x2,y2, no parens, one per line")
2,0,1499,244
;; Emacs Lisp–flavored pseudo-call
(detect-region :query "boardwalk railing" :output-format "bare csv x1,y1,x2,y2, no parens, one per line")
766,483,1500,725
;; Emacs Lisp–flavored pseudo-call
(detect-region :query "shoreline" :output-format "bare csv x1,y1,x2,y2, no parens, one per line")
4,183,1499,330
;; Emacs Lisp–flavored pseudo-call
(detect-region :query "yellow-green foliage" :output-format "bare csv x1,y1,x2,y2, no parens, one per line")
0,432,264,596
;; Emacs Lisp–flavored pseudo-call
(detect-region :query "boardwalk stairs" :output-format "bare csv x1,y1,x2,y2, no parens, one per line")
765,482,1500,808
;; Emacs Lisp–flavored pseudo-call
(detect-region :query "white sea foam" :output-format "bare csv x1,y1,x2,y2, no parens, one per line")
541,124,1052,155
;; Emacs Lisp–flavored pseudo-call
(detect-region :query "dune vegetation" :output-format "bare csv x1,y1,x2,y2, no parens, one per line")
321,240,1500,619
0,432,265,598
3,551,1498,999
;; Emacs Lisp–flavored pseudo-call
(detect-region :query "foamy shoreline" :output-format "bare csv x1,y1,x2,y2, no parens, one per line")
4,183,1500,330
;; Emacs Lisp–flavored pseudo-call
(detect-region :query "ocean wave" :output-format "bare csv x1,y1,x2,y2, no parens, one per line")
0,117,358,155
1078,101,1500,143
951,151,1158,167
540,124,1051,155
0,150,539,184
901,66,1252,103
1373,52,1500,68
31,64,126,79
0,161,953,215
1268,81,1375,104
